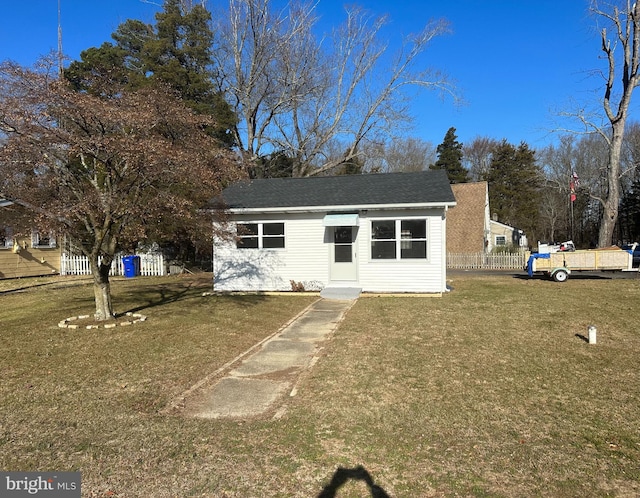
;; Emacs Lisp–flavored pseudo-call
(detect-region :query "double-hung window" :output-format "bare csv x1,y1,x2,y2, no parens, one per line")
371,219,427,260
237,222,285,249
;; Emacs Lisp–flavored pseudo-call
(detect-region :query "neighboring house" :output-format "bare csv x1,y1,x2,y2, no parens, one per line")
489,219,528,250
1,198,62,279
212,170,456,294
447,182,528,253
0,203,61,278
447,182,490,253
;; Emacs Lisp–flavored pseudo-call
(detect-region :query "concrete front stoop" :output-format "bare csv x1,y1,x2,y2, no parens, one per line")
319,287,362,300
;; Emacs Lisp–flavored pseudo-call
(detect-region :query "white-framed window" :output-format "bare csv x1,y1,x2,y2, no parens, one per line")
236,222,285,249
31,230,57,248
371,219,427,260
495,235,507,246
0,226,13,249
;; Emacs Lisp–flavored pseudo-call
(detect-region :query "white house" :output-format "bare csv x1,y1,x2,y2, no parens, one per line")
212,170,456,294
489,219,528,250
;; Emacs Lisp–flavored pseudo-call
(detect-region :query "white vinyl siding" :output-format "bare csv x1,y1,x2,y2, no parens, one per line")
215,214,328,291
214,208,448,293
358,210,445,293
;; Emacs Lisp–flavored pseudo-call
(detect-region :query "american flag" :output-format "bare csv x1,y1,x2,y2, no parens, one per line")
570,171,579,202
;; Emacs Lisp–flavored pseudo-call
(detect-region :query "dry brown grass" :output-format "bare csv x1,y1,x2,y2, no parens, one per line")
1,272,640,497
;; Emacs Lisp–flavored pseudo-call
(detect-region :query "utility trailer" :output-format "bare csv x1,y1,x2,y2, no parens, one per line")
525,242,638,282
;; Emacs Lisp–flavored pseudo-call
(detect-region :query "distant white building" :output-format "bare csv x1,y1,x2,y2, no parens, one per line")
489,219,528,251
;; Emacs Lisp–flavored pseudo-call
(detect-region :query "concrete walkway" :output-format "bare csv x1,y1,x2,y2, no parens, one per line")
174,292,359,419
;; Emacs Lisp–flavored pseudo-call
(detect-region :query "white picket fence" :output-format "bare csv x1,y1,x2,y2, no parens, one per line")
447,252,527,270
60,253,166,276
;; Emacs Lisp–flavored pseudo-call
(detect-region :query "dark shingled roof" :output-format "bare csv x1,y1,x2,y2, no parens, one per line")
219,170,456,210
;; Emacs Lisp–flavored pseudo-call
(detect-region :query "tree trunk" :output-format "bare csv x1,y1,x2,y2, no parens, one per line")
598,127,623,247
593,1,640,246
91,255,115,321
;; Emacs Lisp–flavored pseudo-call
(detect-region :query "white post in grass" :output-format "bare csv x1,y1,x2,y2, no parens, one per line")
588,325,597,344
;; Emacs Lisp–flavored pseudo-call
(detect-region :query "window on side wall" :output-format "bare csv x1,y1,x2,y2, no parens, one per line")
495,235,507,246
0,227,14,249
31,230,57,248
237,222,285,249
371,219,427,260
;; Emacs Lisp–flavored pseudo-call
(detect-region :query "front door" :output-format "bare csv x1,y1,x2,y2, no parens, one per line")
330,226,358,282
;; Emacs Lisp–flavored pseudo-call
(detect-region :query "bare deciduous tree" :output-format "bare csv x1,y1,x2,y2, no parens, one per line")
584,1,640,246
462,136,499,182
363,137,436,173
212,0,455,176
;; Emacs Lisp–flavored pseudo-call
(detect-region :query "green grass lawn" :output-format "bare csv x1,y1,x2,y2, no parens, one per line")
1,273,639,497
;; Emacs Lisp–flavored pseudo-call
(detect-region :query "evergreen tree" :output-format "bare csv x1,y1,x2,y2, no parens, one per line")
65,0,236,146
335,149,365,175
619,178,640,243
430,127,468,183
252,152,295,178
484,140,542,243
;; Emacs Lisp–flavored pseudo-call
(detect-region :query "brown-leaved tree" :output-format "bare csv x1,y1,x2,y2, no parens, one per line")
0,59,242,320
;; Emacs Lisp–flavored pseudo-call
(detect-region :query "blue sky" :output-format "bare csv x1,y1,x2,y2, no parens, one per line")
0,1,611,150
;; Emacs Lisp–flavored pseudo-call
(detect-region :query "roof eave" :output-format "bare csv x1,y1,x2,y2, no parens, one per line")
226,201,457,214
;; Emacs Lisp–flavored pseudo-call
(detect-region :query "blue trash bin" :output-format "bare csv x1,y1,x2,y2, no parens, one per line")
122,255,140,278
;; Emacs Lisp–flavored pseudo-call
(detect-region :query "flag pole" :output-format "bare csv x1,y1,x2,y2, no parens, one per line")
569,171,578,242
570,189,574,241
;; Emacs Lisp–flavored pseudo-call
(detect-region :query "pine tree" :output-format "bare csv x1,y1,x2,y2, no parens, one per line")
619,178,640,242
430,127,468,183
65,0,236,146
484,140,542,243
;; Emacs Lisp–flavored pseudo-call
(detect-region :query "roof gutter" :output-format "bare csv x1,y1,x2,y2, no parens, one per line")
226,201,457,214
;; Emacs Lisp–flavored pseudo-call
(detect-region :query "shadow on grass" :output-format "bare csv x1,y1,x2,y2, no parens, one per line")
512,273,613,281
317,466,390,498
0,276,93,295
121,280,267,315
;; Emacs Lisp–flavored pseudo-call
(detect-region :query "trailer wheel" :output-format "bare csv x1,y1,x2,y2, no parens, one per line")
553,269,569,282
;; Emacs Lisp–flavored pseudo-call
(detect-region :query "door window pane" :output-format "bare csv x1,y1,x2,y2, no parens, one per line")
335,245,352,262
334,227,353,244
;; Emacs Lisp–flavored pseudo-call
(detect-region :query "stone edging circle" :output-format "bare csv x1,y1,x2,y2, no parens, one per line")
58,312,147,330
